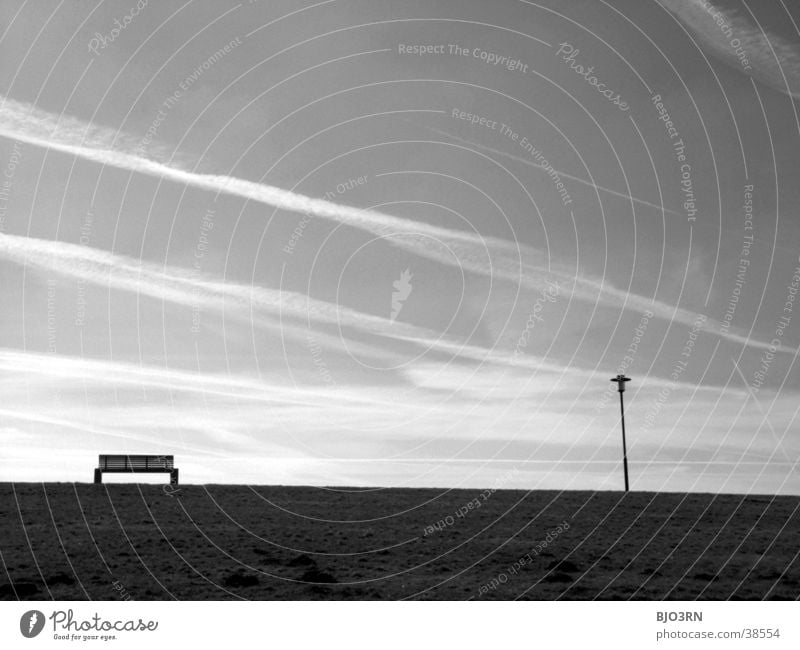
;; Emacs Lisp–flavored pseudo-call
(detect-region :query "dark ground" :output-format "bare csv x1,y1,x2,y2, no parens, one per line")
0,483,798,600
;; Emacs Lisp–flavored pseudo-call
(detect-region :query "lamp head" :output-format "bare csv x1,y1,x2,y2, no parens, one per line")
610,374,631,392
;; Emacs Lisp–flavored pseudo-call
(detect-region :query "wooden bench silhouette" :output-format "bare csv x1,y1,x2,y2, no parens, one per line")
94,455,178,485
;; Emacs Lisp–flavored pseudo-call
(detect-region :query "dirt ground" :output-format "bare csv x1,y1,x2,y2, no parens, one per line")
1,483,798,600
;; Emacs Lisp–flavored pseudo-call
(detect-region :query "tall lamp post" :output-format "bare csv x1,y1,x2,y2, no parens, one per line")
610,374,631,492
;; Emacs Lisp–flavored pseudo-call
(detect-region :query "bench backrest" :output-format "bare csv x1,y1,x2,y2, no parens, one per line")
98,455,174,470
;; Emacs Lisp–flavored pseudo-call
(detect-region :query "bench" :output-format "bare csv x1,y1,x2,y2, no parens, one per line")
94,455,178,485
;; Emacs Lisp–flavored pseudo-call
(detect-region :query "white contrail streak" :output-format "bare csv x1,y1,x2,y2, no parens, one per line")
0,347,423,410
658,0,800,99
0,232,585,374
408,121,684,216
0,406,227,456
0,96,787,356
0,230,406,359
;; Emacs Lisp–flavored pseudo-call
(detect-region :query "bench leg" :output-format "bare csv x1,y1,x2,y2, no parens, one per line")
94,469,102,484
170,469,179,485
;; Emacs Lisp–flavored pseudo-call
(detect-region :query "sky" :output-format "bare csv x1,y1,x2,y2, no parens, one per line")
1,0,799,493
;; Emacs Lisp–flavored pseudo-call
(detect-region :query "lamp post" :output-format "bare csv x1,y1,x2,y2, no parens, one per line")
610,374,631,492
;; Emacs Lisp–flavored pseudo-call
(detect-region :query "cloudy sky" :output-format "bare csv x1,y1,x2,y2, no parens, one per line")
1,0,799,493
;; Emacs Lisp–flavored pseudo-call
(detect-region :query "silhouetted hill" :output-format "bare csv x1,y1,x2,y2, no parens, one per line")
1,484,797,600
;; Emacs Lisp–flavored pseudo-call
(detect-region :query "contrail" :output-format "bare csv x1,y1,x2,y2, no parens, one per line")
0,405,229,456
0,232,587,374
0,97,788,356
658,0,800,99
0,347,432,411
0,230,400,360
407,121,684,216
